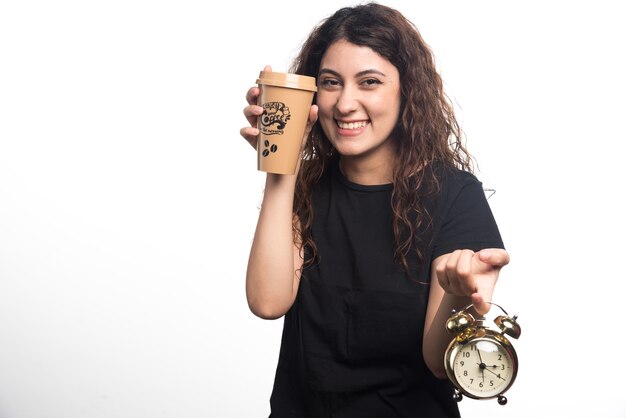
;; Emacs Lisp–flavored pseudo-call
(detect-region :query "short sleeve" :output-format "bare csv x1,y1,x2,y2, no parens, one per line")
431,171,504,260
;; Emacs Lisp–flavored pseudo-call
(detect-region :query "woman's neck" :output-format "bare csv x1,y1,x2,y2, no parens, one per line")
338,153,395,185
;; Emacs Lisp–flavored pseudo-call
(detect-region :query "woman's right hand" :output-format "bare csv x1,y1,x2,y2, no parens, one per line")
240,65,319,153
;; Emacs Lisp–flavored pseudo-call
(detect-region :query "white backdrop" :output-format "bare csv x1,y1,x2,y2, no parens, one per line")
1,1,624,417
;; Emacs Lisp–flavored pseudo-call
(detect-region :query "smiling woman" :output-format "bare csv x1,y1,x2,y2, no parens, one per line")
1,0,625,417
239,3,508,417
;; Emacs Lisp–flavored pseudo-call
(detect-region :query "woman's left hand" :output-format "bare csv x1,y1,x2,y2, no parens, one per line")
434,248,510,316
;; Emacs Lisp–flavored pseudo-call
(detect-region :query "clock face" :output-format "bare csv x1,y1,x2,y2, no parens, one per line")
450,337,517,399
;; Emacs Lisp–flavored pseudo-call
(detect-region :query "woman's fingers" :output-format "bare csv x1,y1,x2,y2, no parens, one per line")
437,249,459,291
435,248,509,316
477,248,510,269
245,65,272,105
241,97,262,149
243,101,263,128
245,86,260,106
239,126,260,149
456,250,477,295
471,249,509,315
240,66,272,150
442,249,476,296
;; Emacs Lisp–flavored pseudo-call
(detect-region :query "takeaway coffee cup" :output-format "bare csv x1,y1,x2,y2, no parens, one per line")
256,71,317,174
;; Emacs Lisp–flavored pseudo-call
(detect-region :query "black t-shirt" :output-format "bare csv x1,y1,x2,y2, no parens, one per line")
269,160,504,418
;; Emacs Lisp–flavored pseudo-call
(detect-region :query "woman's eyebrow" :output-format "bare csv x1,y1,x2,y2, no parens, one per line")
318,68,341,78
355,69,387,77
318,68,387,78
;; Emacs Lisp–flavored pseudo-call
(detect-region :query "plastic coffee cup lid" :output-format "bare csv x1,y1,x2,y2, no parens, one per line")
256,71,317,92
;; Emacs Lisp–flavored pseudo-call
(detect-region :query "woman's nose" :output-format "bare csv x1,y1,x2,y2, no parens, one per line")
335,85,359,114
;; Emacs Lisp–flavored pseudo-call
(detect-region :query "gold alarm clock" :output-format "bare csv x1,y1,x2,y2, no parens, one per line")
444,302,521,405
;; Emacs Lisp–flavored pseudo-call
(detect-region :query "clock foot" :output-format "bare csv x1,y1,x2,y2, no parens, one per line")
453,389,463,402
498,395,508,405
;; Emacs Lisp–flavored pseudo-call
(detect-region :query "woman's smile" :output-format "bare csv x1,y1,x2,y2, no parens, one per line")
335,119,370,136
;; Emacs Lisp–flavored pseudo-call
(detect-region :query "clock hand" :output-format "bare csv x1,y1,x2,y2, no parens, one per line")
483,366,506,380
475,347,485,382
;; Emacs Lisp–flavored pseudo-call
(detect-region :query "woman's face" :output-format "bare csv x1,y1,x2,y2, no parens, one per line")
316,40,401,162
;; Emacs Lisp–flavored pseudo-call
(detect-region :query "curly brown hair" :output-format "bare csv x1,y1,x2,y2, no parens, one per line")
289,2,473,272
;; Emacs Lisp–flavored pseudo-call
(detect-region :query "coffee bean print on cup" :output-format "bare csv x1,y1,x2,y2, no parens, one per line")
262,139,278,158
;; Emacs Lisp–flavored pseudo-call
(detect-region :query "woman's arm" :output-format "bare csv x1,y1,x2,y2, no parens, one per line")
245,174,303,320
240,68,318,319
423,248,510,378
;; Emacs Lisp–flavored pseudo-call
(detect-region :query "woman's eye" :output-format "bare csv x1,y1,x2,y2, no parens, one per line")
320,79,340,87
362,78,381,86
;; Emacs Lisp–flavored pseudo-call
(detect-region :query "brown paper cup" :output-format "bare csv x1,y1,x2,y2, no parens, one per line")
256,71,317,174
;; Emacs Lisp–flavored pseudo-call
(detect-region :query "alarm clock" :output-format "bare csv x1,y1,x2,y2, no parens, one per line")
444,302,521,405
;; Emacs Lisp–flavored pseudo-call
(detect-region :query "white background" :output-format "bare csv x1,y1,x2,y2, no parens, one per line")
1,0,624,417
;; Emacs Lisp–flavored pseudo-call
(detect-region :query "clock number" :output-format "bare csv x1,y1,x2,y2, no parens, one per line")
460,361,464,367
463,352,471,358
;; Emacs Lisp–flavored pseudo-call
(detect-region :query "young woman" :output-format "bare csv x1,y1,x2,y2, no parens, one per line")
240,3,509,417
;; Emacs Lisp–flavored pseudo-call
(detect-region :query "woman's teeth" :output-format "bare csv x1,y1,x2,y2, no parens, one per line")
337,121,368,130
